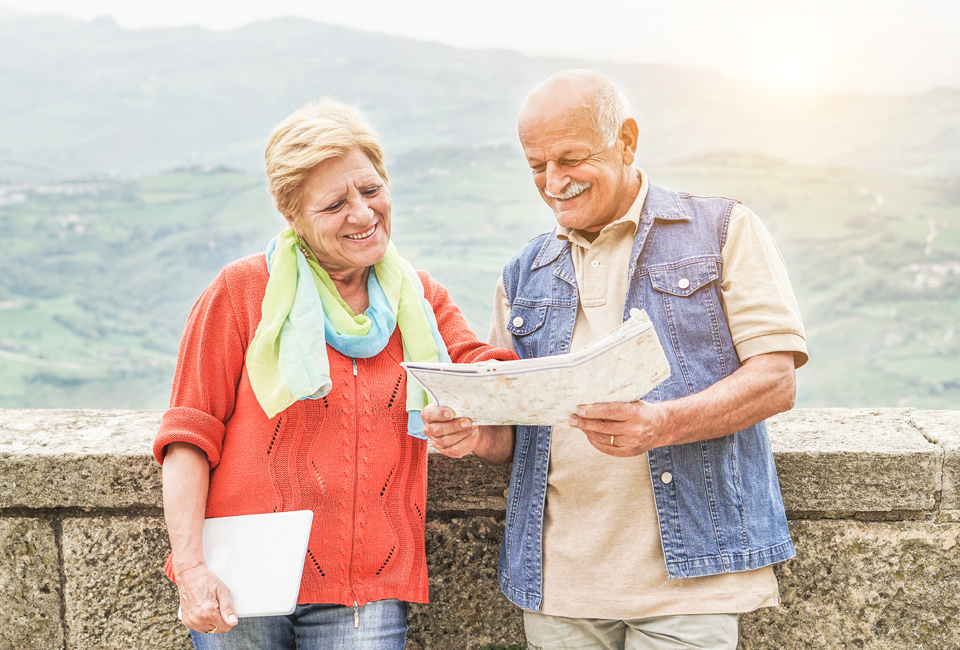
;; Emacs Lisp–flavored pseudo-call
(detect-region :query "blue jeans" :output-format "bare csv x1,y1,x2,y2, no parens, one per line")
190,600,409,650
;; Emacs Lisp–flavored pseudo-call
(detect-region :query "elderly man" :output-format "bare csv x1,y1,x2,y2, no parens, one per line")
424,69,807,650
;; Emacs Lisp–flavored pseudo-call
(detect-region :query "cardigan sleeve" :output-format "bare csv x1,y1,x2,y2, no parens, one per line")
418,270,518,365
153,265,251,468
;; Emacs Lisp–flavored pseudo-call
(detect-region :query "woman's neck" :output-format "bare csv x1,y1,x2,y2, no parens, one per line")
330,266,371,315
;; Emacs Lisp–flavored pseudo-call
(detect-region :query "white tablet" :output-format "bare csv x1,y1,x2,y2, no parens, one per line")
199,509,314,618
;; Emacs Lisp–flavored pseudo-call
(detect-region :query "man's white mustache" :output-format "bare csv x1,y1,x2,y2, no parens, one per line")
544,181,591,200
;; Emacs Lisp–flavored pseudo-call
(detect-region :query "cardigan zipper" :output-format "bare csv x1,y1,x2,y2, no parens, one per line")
349,357,360,628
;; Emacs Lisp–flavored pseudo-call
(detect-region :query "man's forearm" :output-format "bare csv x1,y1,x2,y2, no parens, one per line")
659,351,796,447
572,351,796,457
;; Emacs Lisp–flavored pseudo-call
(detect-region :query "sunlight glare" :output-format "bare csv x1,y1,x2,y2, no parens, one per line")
772,54,808,91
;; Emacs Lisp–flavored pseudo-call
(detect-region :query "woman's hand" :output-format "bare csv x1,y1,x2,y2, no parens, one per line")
421,405,516,463
176,564,238,634
421,404,481,458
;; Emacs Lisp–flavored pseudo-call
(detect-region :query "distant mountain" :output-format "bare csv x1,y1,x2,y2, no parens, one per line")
1,15,959,181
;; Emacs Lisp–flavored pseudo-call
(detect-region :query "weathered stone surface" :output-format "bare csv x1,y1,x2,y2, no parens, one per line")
3,408,960,650
426,451,511,512
0,408,947,515
408,515,523,650
0,409,163,508
61,516,190,650
768,408,938,512
910,409,960,510
741,520,960,649
0,518,63,650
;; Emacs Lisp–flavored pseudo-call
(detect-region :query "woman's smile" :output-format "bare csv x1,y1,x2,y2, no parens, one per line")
345,223,378,240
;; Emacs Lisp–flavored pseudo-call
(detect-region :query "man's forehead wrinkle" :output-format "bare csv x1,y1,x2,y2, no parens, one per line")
520,113,602,154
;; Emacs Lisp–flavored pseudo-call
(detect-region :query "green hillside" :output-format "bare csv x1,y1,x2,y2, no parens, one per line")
1,149,957,409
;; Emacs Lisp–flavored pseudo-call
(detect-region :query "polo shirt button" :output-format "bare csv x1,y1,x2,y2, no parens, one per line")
512,316,524,328
591,259,600,267
661,472,673,484
677,278,690,289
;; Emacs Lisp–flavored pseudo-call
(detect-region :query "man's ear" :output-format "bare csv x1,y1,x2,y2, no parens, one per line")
619,118,640,166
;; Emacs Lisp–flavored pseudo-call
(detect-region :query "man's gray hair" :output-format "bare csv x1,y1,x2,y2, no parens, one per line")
594,85,631,146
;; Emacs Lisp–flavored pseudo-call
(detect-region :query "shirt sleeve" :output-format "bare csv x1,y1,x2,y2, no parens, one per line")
152,269,247,468
721,204,809,368
419,270,517,364
487,276,517,352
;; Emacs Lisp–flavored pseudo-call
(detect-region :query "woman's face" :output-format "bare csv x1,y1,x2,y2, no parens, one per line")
291,148,391,281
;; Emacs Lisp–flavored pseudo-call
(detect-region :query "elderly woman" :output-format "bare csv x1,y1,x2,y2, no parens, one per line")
153,99,515,649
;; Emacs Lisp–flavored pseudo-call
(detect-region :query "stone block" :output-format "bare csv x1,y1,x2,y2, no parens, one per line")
408,515,523,650
910,410,960,510
61,516,190,650
740,520,960,649
426,451,511,512
768,409,938,512
0,518,63,650
0,409,163,508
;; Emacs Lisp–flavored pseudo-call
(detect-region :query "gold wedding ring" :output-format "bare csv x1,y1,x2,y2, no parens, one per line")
609,435,615,446
203,627,218,635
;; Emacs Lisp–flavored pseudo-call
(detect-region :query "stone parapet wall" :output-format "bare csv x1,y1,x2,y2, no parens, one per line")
1,408,958,649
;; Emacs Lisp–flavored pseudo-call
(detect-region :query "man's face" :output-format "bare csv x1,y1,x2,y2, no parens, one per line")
519,104,634,232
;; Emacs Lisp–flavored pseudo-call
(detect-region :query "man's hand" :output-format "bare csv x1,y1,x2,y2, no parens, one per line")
569,400,670,457
176,563,238,634
422,404,481,458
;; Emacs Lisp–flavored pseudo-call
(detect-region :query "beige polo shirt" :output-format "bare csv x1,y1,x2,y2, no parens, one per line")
489,170,807,619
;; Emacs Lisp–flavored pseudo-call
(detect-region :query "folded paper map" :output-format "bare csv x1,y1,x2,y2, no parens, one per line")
402,308,671,425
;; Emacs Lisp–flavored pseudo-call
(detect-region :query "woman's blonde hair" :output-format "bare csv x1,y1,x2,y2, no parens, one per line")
265,99,388,219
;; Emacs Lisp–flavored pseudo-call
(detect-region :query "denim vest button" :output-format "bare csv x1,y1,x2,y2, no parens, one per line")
677,278,690,289
512,316,524,328
661,472,673,484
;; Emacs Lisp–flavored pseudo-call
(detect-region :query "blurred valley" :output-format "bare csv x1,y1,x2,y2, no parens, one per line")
0,15,958,409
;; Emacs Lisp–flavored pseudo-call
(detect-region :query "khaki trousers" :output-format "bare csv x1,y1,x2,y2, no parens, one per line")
522,611,739,650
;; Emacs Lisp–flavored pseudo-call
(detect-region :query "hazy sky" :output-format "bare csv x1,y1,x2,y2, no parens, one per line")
3,0,959,94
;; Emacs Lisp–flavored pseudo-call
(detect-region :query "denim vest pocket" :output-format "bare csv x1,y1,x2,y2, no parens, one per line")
648,259,719,297
647,258,728,394
506,303,549,359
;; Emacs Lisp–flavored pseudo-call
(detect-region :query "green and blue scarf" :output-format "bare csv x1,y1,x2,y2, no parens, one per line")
245,229,449,438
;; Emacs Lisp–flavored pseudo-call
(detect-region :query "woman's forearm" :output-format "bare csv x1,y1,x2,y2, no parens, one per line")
162,442,211,576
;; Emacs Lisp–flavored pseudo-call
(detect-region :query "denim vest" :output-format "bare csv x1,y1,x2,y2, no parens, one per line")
497,183,795,611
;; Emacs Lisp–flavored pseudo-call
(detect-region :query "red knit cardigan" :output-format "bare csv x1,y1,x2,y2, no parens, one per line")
153,253,515,607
